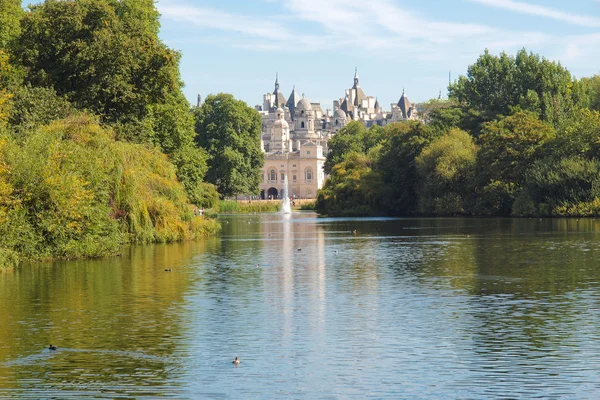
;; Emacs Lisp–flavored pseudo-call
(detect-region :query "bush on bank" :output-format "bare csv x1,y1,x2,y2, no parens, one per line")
0,115,219,269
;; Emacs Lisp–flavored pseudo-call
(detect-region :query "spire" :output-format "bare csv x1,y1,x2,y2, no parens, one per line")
438,90,442,100
273,73,281,109
196,93,202,108
353,67,359,88
286,85,300,121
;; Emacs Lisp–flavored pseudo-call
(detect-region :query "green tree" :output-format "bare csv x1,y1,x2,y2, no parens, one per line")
582,75,600,111
0,50,18,127
324,121,384,174
0,0,22,50
514,157,600,217
550,109,600,159
170,144,219,208
7,85,73,132
416,128,478,214
449,49,588,126
116,0,160,37
427,104,487,137
11,0,211,203
316,151,385,216
193,93,264,197
475,111,555,214
378,121,440,214
12,0,180,127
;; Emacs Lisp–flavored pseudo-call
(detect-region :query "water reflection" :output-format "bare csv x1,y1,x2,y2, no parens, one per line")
0,241,210,398
2,215,600,398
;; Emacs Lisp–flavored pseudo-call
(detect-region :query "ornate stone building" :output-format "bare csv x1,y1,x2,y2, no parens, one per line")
259,102,327,199
255,72,419,199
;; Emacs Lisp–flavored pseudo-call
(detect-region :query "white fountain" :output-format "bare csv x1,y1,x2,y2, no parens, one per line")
280,175,292,214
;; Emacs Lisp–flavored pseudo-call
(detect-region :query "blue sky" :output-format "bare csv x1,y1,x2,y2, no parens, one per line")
27,0,600,110
156,0,600,109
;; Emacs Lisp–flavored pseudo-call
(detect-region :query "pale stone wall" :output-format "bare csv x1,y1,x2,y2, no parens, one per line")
260,146,326,199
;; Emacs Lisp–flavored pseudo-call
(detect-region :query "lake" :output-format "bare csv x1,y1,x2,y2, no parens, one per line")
1,213,600,398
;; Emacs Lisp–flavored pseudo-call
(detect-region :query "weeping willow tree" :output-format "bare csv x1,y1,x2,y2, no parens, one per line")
0,115,219,268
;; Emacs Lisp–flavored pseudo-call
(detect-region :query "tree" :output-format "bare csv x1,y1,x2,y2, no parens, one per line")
449,49,588,126
170,144,219,208
550,109,600,159
11,0,211,203
416,129,478,214
0,90,10,128
316,151,385,216
324,121,385,174
193,93,264,197
115,0,160,38
7,85,73,132
378,121,440,214
475,111,555,214
516,157,600,216
0,50,17,127
13,0,180,127
0,0,22,50
427,104,487,137
582,75,600,111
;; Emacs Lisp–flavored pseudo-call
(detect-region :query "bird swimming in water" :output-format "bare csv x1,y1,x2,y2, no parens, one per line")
232,357,240,365
297,248,302,252
165,268,172,272
48,344,57,350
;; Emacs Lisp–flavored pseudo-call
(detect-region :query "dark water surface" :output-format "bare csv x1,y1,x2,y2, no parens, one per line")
2,213,600,398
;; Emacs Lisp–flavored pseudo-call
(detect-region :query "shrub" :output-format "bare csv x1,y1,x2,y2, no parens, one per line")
0,115,220,264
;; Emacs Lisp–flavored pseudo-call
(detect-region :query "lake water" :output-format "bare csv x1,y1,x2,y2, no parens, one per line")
1,213,600,398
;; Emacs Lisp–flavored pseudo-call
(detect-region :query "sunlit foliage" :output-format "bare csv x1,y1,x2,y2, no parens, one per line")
0,116,219,268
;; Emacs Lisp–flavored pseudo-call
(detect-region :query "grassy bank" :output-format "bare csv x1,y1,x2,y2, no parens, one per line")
297,200,316,211
217,199,317,214
218,200,281,213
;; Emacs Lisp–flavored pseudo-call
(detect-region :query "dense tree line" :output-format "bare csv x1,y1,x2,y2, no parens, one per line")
0,0,262,268
317,49,600,217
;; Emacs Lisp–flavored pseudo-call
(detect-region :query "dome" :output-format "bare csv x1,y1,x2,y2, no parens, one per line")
296,98,312,111
276,107,284,114
334,109,346,119
273,118,289,130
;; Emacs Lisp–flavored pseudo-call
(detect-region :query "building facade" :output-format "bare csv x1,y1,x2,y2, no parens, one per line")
259,105,327,199
255,71,420,199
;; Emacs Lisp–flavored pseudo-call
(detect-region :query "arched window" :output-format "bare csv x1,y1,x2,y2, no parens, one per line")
269,169,277,181
335,119,339,126
301,121,305,128
305,168,313,181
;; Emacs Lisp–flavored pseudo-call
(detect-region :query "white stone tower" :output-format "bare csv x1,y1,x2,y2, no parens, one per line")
295,94,316,140
270,107,290,152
